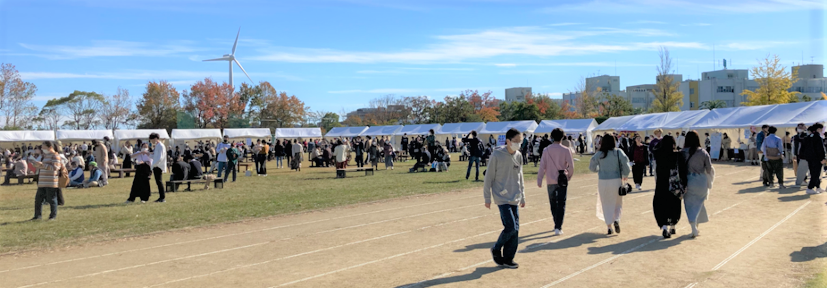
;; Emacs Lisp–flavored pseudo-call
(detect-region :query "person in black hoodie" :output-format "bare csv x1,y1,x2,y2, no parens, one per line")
171,155,189,191
186,156,203,191
462,130,484,181
803,123,826,194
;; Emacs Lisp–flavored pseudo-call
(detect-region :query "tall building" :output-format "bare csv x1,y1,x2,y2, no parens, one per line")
697,69,755,108
586,75,621,93
505,87,532,102
626,74,681,111
791,64,826,100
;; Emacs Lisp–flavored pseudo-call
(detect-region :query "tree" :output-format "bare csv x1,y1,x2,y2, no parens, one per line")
100,87,136,130
49,91,106,129
741,54,800,106
259,91,308,129
698,99,727,110
137,80,180,131
802,94,813,102
0,63,37,129
182,78,246,129
599,94,634,117
571,77,600,118
33,106,61,130
319,112,341,133
651,47,684,112
403,96,433,124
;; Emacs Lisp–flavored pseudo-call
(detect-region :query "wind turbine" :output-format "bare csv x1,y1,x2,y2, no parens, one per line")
203,28,253,90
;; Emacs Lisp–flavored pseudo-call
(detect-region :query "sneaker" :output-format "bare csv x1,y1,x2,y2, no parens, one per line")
501,261,519,269
29,217,41,221
778,185,787,189
154,199,166,203
670,228,676,235
141,201,147,203
806,189,819,195
818,188,825,194
490,248,504,265
607,228,613,235
613,221,621,234
635,184,641,190
662,229,671,239
554,229,563,236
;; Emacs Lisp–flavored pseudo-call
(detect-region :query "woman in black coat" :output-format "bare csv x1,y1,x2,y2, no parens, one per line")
652,135,686,239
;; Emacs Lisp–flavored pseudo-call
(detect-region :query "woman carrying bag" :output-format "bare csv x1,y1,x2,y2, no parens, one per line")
652,135,686,238
681,131,715,238
589,135,632,235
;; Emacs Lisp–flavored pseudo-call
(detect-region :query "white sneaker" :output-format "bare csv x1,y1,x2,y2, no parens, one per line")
554,229,562,236
806,189,818,195
817,188,825,194
636,184,642,190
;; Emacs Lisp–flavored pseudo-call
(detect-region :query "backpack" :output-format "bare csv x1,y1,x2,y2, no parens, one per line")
669,151,692,199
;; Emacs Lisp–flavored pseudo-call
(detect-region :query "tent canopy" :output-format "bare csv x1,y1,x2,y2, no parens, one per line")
436,122,486,135
479,120,538,134
0,130,55,142
325,126,368,137
275,128,322,138
616,110,710,132
171,129,222,141
534,119,597,134
361,125,403,136
394,124,442,136
223,128,271,139
55,130,113,141
113,129,169,141
593,115,636,132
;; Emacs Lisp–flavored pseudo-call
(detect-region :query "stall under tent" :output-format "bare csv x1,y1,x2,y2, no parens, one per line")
535,119,598,153
478,120,538,146
113,129,170,154
435,122,486,136
325,126,368,138
171,129,223,149
275,128,322,139
393,124,441,150
55,130,114,144
0,131,56,152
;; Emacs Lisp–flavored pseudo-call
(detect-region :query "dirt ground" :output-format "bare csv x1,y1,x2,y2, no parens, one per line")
0,163,825,288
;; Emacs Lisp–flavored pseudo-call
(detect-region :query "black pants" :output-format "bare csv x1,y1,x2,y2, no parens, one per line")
633,163,645,185
808,160,822,189
256,154,267,175
761,158,770,185
355,154,363,167
765,159,783,186
153,167,165,200
547,185,567,230
34,187,59,219
128,164,151,201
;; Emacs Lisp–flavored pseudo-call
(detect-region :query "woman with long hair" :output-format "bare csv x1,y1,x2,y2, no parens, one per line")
631,135,649,190
682,131,715,238
747,132,758,165
589,134,631,235
652,135,685,238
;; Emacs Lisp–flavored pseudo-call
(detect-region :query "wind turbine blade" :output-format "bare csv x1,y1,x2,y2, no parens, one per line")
234,59,253,83
203,57,231,62
231,28,240,55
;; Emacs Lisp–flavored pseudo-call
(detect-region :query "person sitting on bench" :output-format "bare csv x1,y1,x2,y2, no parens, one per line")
171,155,189,190
68,161,85,187
410,146,431,172
1,155,27,185
186,155,202,191
83,162,103,188
311,146,324,167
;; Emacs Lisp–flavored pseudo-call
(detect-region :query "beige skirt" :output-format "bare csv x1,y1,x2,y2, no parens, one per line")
596,178,624,225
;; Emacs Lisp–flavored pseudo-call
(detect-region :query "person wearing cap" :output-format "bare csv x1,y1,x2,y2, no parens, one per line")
68,161,84,187
83,161,103,188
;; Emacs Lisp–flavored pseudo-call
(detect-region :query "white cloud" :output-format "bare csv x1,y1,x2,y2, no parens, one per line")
499,70,552,75
250,26,700,64
495,63,518,67
681,23,712,27
544,0,826,14
19,40,198,60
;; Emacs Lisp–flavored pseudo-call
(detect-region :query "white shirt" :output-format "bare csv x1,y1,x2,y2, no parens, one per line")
151,141,167,173
81,144,88,151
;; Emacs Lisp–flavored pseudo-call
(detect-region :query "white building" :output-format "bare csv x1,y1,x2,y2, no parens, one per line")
586,75,621,93
505,87,532,102
792,64,826,100
697,69,755,109
625,74,681,111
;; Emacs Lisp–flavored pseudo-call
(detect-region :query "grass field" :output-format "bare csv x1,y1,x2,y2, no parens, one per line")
804,270,827,288
0,153,594,254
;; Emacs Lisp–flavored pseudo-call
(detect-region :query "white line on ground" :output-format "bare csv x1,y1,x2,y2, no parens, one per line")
640,209,653,214
710,201,812,271
0,177,597,275
539,238,660,287
683,282,698,288
712,202,742,216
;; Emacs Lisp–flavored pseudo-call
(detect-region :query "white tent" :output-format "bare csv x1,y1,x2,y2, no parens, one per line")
436,122,486,136
616,110,710,134
593,115,636,133
55,130,114,143
0,130,55,143
275,128,322,139
394,124,442,136
113,129,170,153
223,128,271,139
171,129,222,148
535,119,599,153
325,126,368,138
361,125,403,136
479,121,538,134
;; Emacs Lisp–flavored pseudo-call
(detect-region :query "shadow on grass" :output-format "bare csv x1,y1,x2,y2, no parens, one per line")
0,219,32,226
63,203,126,210
393,267,503,288
424,180,462,184
790,242,827,262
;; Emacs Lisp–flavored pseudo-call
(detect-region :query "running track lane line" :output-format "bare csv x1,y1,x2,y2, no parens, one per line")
268,217,553,288
0,177,596,274
710,201,812,271
539,237,661,288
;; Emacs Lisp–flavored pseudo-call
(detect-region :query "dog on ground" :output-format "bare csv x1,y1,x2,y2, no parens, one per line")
202,174,216,190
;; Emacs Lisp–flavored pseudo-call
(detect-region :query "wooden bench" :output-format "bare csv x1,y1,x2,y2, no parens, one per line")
111,168,136,178
335,167,375,178
396,155,409,162
3,174,36,185
236,163,252,172
165,177,224,192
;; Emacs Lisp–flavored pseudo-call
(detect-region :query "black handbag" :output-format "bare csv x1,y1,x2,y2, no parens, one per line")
617,150,631,196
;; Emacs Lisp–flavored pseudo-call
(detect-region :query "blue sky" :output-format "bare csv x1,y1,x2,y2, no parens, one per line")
1,0,824,115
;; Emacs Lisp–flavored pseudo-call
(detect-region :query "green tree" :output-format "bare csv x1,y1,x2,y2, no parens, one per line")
1,63,37,129
802,94,813,102
137,80,180,131
741,54,799,106
43,90,106,129
699,100,727,110
651,47,684,112
320,112,341,133
599,93,634,117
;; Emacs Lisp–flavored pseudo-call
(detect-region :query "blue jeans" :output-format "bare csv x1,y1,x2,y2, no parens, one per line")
493,204,520,263
276,156,283,168
216,161,226,176
466,156,480,180
223,162,237,182
547,184,567,230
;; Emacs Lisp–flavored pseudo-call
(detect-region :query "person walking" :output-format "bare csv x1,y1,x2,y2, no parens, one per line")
223,143,239,182
631,135,649,190
126,142,152,203
792,123,810,187
122,141,134,177
383,139,394,170
149,133,167,203
652,135,684,238
802,124,826,194
760,126,785,188
463,131,483,181
29,141,64,220
91,139,109,186
649,129,663,178
354,137,364,168
589,135,631,235
274,140,285,169
747,132,758,165
484,128,525,269
537,128,574,236
681,131,715,238
334,139,349,169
